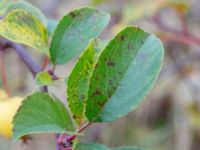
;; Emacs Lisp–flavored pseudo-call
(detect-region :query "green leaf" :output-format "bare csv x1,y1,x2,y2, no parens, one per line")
112,147,147,150
0,0,12,15
6,0,47,26
0,9,48,53
74,143,110,150
35,71,53,86
13,92,75,140
47,19,58,37
67,39,107,125
50,7,110,64
85,26,164,122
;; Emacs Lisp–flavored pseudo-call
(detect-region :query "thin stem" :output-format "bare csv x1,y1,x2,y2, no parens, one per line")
160,32,200,46
67,122,92,141
178,12,189,35
0,52,10,96
41,55,49,71
52,64,56,73
9,42,41,77
152,13,200,46
56,122,92,149
76,122,92,134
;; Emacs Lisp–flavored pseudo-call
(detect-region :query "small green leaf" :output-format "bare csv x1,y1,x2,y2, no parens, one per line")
85,26,164,122
50,7,110,64
74,143,110,150
67,39,107,125
6,0,47,26
0,9,48,53
112,147,147,150
35,71,53,86
13,92,75,140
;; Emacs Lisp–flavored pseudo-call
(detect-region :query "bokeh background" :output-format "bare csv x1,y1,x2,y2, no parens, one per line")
1,0,200,150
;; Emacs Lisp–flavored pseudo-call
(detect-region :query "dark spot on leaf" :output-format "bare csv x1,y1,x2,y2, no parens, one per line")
95,76,99,80
92,90,102,96
94,64,98,69
70,12,76,18
120,35,125,41
72,115,82,121
108,79,113,85
97,101,105,108
89,60,93,64
107,60,115,66
119,71,123,75
128,44,134,50
80,95,85,100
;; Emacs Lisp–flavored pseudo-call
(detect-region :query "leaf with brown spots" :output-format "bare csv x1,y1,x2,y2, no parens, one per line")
85,26,164,122
67,39,107,125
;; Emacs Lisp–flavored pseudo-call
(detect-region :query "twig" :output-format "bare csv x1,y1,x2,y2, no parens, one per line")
0,39,48,92
76,122,92,134
8,42,41,77
41,55,49,71
0,52,10,96
57,122,92,150
52,64,56,74
152,13,200,47
160,32,200,46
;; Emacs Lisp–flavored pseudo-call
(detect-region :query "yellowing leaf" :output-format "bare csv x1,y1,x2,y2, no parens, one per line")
6,0,47,26
0,97,23,138
0,9,48,53
67,39,107,125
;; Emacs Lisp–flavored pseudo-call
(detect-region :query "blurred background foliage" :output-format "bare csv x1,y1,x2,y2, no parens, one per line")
1,0,200,150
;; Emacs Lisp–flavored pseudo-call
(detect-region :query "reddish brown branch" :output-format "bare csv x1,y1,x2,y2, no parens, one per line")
76,122,92,133
152,12,200,47
160,32,200,46
41,55,50,71
0,52,10,96
57,122,92,150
